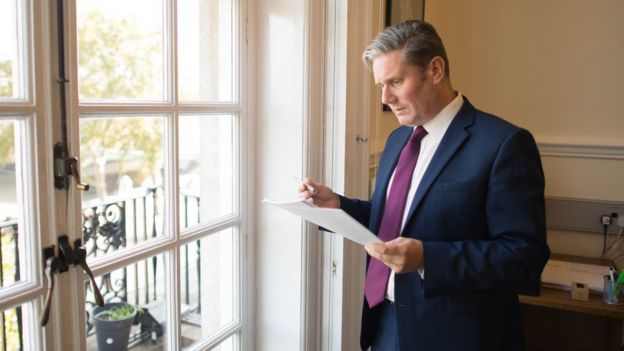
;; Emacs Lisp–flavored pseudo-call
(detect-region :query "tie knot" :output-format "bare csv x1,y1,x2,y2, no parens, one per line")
409,126,427,143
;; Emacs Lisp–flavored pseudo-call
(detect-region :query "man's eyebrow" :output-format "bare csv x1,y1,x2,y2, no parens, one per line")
376,75,400,85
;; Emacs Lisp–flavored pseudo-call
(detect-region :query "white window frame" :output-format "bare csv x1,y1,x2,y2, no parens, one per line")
35,0,252,349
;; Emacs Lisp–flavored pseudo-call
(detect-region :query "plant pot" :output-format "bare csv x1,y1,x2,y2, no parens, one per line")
93,302,137,351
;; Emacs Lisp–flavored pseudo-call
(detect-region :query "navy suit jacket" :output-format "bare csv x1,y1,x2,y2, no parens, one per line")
339,99,550,350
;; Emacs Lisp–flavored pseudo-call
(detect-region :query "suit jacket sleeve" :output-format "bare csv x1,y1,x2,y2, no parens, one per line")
338,195,372,228
422,128,549,296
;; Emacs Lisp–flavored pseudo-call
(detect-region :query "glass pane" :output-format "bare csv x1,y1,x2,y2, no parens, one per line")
0,120,22,290
80,116,166,257
77,0,165,101
178,0,235,102
180,228,236,348
86,254,168,350
179,115,235,230
1,302,35,351
0,0,24,100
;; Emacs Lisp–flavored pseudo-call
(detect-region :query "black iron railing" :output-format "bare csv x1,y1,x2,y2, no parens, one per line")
1,187,202,348
83,187,203,344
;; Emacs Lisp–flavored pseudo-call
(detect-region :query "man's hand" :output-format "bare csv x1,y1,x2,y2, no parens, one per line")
365,237,424,273
298,178,340,209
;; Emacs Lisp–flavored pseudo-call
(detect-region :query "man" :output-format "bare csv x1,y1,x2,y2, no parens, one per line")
299,20,549,350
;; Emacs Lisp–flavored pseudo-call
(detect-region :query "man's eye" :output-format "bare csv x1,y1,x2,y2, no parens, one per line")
392,80,402,86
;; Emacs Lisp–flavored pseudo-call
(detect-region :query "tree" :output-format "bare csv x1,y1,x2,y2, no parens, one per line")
0,59,12,97
80,118,163,199
0,121,13,168
0,60,14,167
0,12,165,198
78,11,160,100
77,11,163,198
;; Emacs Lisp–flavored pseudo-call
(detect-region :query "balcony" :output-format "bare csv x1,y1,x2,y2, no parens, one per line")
1,187,203,349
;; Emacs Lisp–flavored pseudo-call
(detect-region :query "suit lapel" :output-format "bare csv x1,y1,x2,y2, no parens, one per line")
402,100,476,230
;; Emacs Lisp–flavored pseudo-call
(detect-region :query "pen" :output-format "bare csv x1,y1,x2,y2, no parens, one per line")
294,177,317,194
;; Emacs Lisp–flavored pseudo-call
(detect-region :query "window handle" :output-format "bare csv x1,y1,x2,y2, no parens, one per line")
40,257,60,326
67,157,89,191
53,142,90,191
75,246,104,307
39,236,104,327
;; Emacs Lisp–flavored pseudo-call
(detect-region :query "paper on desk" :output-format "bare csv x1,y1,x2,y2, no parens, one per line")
262,198,381,245
541,259,610,292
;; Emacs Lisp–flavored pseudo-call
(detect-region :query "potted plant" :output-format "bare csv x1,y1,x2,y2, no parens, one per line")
92,302,140,351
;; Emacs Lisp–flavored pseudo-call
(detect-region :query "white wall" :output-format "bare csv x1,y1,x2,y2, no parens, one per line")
253,1,380,348
424,0,624,258
254,1,307,349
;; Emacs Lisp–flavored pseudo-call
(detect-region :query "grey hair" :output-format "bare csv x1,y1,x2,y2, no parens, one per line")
362,20,450,78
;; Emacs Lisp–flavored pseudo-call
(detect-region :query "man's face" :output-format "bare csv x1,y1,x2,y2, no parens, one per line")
373,50,435,126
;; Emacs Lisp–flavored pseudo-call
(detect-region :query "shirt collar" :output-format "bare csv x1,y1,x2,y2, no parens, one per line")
419,92,463,141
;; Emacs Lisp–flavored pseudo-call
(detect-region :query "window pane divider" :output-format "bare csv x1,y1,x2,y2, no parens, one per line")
85,215,241,276
0,282,46,312
77,103,241,114
85,239,175,277
190,320,242,351
179,214,241,242
0,106,38,114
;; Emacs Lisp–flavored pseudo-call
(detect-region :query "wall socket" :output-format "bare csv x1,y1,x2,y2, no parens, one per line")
546,197,624,235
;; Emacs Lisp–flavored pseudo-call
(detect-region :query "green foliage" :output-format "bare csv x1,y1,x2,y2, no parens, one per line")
1,12,165,196
2,307,20,350
80,117,163,196
0,121,14,167
0,61,14,167
0,59,12,97
97,304,136,321
77,11,163,197
78,11,160,100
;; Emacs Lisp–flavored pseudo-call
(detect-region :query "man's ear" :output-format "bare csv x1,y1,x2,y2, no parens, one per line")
428,56,446,84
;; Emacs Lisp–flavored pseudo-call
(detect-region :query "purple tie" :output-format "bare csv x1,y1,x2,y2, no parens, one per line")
364,126,427,308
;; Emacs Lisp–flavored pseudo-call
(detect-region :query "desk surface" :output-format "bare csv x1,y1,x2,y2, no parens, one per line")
520,286,624,319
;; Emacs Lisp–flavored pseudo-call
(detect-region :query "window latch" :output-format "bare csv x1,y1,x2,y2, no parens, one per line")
53,142,89,191
39,235,104,326
39,255,60,326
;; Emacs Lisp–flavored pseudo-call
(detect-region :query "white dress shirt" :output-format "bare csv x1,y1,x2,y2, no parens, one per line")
385,93,464,302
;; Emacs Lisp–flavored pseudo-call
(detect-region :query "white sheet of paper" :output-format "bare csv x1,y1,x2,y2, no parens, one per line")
263,198,381,245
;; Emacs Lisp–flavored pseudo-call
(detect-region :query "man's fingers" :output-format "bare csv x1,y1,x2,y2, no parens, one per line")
365,238,423,273
365,243,385,257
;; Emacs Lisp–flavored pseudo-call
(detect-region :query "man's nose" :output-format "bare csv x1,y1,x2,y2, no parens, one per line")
381,87,395,105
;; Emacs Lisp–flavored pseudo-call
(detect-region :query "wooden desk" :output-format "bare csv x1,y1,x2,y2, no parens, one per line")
520,287,624,350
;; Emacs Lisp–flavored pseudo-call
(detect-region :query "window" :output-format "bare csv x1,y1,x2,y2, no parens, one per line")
0,0,247,349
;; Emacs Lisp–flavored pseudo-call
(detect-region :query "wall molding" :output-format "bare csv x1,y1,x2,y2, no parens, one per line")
537,140,624,160
369,141,624,176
